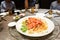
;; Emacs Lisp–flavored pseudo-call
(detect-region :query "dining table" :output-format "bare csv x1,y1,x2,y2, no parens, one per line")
0,9,60,40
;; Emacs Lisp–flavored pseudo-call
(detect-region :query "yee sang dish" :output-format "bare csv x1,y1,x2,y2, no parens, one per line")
21,17,48,34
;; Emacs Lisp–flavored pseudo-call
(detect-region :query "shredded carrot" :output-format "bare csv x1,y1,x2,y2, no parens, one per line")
26,17,43,30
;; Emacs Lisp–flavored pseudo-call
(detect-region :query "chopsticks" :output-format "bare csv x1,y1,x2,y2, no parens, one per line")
54,16,60,18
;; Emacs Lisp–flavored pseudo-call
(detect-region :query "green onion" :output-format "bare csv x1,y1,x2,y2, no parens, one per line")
21,25,27,32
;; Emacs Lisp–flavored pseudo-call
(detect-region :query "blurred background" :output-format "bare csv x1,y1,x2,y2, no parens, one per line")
0,0,56,9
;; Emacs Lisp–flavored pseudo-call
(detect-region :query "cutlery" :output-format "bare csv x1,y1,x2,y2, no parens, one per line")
54,16,60,18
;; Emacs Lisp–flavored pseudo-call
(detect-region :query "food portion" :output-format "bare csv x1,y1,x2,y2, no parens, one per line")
14,15,20,21
48,10,53,15
21,17,48,34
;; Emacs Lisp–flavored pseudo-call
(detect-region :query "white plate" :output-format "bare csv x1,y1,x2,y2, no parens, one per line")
52,10,60,13
14,10,20,12
35,13,46,17
8,22,16,27
21,9,25,12
16,16,55,37
0,13,6,16
19,13,25,16
28,9,38,12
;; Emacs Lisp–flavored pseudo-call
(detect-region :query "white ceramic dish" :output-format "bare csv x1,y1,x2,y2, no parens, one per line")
56,10,60,15
28,9,38,12
0,12,9,16
19,13,25,17
52,10,57,13
14,10,20,13
35,13,45,17
52,10,60,14
16,16,55,37
8,22,16,27
21,9,25,12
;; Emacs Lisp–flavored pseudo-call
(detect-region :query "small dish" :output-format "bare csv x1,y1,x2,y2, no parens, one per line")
35,9,38,11
56,10,60,15
52,10,57,13
19,13,26,17
13,16,20,21
28,9,38,13
21,9,25,13
14,10,20,13
46,14,53,19
8,22,16,27
0,12,7,16
35,13,45,17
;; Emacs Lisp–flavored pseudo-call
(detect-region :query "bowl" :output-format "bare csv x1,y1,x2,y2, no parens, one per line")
52,10,57,13
21,9,25,13
56,10,60,15
8,22,16,27
13,16,20,21
19,13,26,17
28,9,38,13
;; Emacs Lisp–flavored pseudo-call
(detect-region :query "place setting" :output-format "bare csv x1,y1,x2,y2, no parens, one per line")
44,9,60,18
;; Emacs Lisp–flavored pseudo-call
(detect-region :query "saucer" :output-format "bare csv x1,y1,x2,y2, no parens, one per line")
8,22,16,27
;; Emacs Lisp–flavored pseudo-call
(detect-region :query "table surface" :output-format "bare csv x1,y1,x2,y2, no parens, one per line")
0,9,60,40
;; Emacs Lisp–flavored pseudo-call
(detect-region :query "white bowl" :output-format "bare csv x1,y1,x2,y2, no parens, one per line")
8,22,16,27
56,10,60,15
56,10,60,13
21,9,25,12
14,10,20,12
19,13,25,17
52,10,57,13
35,13,45,17
52,10,60,13
28,9,38,12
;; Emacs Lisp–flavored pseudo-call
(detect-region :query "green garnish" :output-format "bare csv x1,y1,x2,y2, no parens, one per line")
21,25,27,32
21,20,27,32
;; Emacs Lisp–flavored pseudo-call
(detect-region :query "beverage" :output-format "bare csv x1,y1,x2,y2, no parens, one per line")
35,4,39,9
31,7,34,13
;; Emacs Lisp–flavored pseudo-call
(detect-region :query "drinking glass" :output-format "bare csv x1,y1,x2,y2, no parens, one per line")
35,4,39,12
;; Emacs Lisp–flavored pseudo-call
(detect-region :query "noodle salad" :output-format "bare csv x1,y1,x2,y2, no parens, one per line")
21,17,48,34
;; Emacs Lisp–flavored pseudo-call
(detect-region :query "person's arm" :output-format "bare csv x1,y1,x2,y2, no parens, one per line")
33,0,36,4
50,1,57,10
1,2,6,12
50,3,53,9
12,1,16,10
29,0,36,7
25,0,28,9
